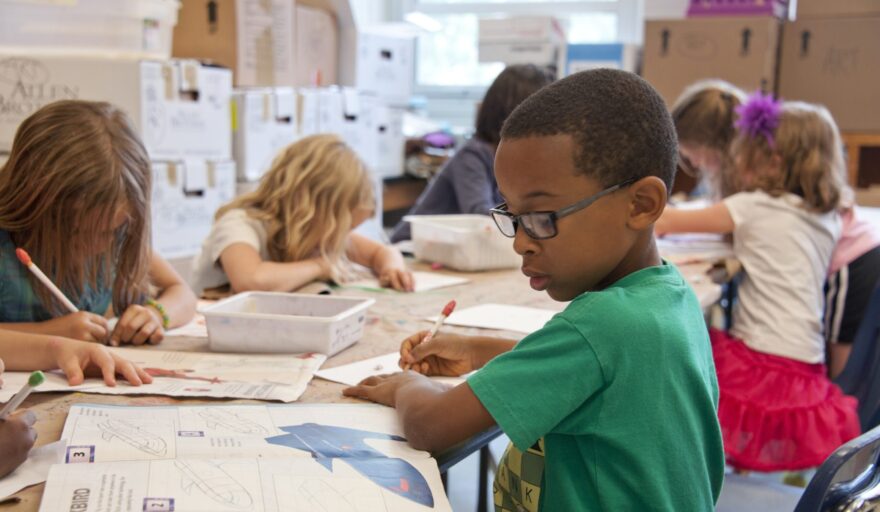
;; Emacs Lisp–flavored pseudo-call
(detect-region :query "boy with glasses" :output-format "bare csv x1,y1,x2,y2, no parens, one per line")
345,69,724,511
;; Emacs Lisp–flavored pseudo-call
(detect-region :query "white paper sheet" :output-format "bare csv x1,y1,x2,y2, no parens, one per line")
657,233,734,264
0,440,65,501
59,403,424,463
164,315,208,338
344,271,470,292
316,353,467,388
43,403,452,511
428,303,557,334
0,348,326,403
40,457,451,512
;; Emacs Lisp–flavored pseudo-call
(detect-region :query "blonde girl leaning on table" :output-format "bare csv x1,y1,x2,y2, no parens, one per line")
0,328,152,478
192,134,414,295
0,100,196,346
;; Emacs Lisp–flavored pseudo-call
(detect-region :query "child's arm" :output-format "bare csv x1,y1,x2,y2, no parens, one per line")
111,251,197,345
345,374,496,453
347,233,414,292
655,202,735,236
398,330,517,375
149,252,196,328
0,329,152,386
0,410,36,478
344,330,516,452
0,312,109,343
219,243,331,292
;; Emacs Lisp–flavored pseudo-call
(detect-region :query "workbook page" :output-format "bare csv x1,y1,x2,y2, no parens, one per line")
0,348,326,403
40,456,451,512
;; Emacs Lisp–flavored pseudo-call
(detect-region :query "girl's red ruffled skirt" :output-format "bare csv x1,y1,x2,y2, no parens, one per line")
710,328,861,471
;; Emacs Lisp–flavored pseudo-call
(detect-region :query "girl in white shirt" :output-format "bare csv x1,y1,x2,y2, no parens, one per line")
193,134,413,295
656,95,859,472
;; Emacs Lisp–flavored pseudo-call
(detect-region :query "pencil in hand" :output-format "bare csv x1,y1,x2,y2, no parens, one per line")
15,248,78,314
0,371,45,421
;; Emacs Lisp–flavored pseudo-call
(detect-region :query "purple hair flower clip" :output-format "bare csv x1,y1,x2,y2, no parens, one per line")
735,91,782,149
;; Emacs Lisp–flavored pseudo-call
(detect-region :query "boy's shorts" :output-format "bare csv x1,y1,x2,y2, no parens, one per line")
825,245,880,344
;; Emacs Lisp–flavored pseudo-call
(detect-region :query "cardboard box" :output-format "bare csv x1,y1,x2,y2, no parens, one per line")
778,16,880,131
297,88,321,136
479,17,566,70
232,88,298,181
795,0,880,19
855,187,880,208
687,0,790,19
151,159,236,258
0,0,180,59
358,97,405,179
642,17,781,106
566,43,640,75
173,0,294,87
294,5,338,86
0,55,231,159
355,28,415,106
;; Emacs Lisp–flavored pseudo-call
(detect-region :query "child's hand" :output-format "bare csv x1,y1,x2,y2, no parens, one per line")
44,311,109,343
0,410,37,478
47,338,153,387
378,266,415,292
110,305,164,346
399,330,475,377
342,371,428,407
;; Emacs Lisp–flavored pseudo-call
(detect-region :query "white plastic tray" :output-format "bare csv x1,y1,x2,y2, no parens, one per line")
201,292,375,356
405,214,520,271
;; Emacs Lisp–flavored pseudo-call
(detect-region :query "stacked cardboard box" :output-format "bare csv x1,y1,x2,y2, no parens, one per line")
642,16,781,107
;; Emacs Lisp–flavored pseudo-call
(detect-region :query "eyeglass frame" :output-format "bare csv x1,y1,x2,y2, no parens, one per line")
489,178,637,240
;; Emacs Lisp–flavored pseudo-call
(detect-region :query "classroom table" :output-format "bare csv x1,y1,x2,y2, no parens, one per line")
5,261,721,511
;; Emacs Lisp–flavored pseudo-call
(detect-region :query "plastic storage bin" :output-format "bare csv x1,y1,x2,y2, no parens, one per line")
201,292,375,356
405,215,520,271
0,0,180,59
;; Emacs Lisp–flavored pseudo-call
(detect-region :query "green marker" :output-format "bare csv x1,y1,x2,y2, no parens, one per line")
0,371,45,420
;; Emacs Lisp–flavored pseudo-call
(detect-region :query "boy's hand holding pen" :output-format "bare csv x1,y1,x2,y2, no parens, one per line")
399,300,477,376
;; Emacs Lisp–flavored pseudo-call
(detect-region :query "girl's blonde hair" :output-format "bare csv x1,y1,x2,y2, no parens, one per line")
216,134,374,278
671,80,747,199
0,100,152,315
732,101,848,213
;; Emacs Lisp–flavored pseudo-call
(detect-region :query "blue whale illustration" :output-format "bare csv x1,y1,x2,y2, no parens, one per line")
266,423,434,508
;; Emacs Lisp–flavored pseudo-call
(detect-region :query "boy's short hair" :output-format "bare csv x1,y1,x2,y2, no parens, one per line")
501,69,678,191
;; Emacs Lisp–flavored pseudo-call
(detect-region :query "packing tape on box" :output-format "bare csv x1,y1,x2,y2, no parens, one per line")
166,162,178,187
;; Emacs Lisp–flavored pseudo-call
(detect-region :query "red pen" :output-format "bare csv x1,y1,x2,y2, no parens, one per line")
424,300,456,344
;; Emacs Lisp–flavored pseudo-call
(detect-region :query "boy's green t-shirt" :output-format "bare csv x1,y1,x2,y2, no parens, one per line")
468,262,724,511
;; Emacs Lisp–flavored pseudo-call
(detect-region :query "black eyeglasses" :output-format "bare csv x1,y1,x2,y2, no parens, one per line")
490,179,635,240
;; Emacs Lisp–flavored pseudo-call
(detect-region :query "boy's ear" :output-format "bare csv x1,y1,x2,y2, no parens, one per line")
626,176,667,229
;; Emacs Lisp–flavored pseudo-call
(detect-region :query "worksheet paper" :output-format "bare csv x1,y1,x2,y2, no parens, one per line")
657,233,734,264
428,303,558,334
0,348,326,403
344,271,470,292
43,403,451,512
0,441,66,501
316,353,468,388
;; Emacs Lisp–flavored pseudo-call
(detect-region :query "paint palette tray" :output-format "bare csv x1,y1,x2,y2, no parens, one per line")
201,292,375,356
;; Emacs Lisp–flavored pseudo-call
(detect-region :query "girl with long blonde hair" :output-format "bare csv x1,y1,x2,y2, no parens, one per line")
0,100,196,346
192,134,413,294
656,95,860,471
